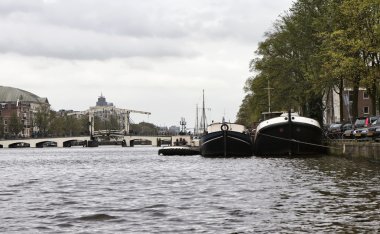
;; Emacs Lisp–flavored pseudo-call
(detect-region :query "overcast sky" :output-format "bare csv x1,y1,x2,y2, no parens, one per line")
0,0,293,129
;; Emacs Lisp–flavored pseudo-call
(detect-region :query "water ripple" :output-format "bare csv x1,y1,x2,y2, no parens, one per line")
76,213,118,221
0,148,380,233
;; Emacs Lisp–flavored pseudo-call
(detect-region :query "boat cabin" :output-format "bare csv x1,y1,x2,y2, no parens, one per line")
260,111,284,121
207,122,246,133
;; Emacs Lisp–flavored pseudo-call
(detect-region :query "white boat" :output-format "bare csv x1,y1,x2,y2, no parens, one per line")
253,111,323,156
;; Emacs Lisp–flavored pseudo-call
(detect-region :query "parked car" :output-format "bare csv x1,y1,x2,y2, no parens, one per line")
354,117,367,128
342,123,353,131
352,116,379,139
366,116,379,126
343,129,354,139
353,127,369,139
341,116,379,139
327,123,352,139
343,124,356,139
326,123,343,139
367,119,380,139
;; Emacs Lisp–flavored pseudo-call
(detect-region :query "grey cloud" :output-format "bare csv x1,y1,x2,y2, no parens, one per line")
0,0,291,60
0,0,43,14
0,20,198,59
40,0,191,38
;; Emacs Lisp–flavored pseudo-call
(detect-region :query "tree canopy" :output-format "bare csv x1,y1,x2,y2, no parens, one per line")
237,0,380,126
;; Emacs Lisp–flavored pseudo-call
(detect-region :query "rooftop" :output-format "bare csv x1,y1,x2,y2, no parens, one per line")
0,86,49,104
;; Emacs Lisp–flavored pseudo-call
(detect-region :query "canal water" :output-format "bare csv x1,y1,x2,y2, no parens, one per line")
1,147,380,233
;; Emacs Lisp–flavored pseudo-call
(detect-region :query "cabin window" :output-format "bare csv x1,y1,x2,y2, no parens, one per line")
363,91,369,99
364,106,369,115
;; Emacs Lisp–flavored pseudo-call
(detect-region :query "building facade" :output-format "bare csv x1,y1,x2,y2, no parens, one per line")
0,86,49,138
324,87,373,125
342,88,372,121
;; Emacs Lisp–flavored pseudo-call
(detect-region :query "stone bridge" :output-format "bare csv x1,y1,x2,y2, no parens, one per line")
0,136,91,148
0,135,190,148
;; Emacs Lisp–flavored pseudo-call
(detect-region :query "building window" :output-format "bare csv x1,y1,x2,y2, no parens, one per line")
364,106,369,115
348,91,354,102
363,91,369,99
4,120,7,125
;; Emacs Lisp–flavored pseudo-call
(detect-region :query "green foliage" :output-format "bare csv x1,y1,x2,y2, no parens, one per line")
0,117,4,138
238,0,380,124
93,114,120,131
49,114,89,137
9,112,23,136
49,115,65,136
34,105,50,136
129,122,158,135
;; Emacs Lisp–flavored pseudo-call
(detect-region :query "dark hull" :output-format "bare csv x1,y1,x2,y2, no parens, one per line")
158,146,200,156
253,122,323,156
200,131,253,157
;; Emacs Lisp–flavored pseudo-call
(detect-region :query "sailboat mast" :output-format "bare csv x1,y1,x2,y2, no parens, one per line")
264,80,274,113
195,104,199,135
200,89,207,133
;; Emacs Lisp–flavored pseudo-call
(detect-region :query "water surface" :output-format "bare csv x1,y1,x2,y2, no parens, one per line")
1,147,379,233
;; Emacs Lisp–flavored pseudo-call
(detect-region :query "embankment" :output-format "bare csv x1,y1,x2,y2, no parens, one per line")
328,140,380,161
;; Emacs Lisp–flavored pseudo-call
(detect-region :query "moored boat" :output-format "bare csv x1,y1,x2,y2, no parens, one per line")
200,122,253,157
158,146,200,156
253,111,323,156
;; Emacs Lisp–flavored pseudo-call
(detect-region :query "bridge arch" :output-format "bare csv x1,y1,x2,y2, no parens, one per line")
9,142,30,148
63,139,86,147
36,141,57,148
129,138,153,146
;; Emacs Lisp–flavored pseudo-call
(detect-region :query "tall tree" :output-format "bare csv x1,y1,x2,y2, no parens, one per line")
238,0,380,125
49,115,65,136
9,112,23,136
320,0,379,119
0,117,4,138
239,0,328,124
34,105,50,137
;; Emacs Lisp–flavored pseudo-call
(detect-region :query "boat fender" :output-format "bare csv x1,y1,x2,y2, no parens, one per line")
221,123,229,131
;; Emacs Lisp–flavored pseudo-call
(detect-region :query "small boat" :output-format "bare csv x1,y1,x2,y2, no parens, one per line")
200,122,253,157
253,111,323,156
158,146,200,156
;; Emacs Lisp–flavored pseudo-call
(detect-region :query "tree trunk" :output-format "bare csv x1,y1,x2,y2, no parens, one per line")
370,80,377,116
352,76,360,119
339,78,344,122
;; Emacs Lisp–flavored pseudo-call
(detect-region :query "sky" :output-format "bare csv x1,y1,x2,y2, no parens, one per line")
0,0,294,129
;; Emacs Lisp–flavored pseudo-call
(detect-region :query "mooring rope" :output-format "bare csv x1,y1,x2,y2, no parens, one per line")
256,132,343,150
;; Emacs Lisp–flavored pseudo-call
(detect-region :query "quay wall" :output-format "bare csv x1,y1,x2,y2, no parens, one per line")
328,140,380,161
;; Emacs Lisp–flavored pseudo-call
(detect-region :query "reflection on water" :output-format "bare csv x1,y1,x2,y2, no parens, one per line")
0,147,379,233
